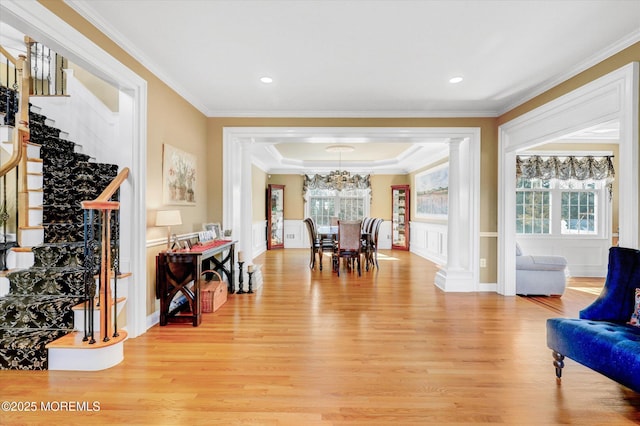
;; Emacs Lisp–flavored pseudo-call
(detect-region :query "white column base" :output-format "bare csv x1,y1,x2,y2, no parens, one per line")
435,267,475,292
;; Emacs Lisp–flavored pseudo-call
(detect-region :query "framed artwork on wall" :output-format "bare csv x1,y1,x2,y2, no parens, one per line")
163,143,196,205
415,163,449,218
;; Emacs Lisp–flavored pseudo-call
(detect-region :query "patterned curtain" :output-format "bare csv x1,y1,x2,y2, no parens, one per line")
303,174,371,193
516,155,615,197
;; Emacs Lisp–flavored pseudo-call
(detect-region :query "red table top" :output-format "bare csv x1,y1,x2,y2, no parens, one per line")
177,239,234,253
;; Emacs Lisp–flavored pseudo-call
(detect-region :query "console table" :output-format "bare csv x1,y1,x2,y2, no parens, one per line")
156,240,236,326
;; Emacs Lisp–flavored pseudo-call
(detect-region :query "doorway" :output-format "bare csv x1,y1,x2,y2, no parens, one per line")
498,63,639,296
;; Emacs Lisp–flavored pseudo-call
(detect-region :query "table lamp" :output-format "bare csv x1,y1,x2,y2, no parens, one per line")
156,210,182,250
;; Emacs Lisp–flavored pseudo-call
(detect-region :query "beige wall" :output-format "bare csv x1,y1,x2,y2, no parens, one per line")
40,0,638,300
68,61,119,112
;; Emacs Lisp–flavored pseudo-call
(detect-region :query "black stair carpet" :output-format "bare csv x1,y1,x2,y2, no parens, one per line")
0,105,118,370
0,87,19,126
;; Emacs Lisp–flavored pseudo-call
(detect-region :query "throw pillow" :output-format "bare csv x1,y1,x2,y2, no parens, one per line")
627,288,640,326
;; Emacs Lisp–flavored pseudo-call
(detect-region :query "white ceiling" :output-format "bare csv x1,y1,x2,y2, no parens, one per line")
66,0,640,118
3,1,637,173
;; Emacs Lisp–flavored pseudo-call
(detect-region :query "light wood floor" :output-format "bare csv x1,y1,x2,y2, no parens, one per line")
2,249,639,425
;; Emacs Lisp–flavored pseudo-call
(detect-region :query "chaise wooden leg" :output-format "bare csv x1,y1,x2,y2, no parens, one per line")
552,350,565,381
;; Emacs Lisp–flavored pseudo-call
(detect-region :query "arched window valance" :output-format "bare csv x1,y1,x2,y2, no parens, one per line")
303,174,371,193
516,155,615,196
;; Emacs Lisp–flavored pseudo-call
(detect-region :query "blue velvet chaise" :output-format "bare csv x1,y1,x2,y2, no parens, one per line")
546,246,640,392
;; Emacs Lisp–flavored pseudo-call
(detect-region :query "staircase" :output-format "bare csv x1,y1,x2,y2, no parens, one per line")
0,97,127,370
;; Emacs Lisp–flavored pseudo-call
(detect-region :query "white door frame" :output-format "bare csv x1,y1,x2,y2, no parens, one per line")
1,1,149,337
223,126,482,292
498,63,639,295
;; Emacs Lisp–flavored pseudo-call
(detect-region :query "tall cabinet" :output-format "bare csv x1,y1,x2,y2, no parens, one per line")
266,184,285,249
391,185,410,250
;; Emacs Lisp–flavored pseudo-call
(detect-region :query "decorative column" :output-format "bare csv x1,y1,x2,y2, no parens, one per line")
239,140,253,291
435,137,472,292
447,139,462,270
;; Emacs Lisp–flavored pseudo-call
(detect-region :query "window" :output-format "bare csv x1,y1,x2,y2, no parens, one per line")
306,188,370,226
516,178,551,234
559,181,597,235
516,177,605,237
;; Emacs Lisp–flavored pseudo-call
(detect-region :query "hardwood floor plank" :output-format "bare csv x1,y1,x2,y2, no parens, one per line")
1,249,638,425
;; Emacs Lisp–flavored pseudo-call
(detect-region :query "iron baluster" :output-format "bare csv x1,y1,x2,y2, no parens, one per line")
83,209,97,344
112,208,120,338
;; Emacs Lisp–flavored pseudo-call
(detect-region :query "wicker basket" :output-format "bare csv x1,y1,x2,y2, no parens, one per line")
200,270,226,313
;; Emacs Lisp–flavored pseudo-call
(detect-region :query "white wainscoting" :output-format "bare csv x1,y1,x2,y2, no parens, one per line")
376,221,392,250
252,221,267,258
409,221,448,265
284,219,307,249
516,238,609,277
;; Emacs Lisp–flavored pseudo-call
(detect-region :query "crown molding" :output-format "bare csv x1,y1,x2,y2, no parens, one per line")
65,0,210,116
498,28,640,116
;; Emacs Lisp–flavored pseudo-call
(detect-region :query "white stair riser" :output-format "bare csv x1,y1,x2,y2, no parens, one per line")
0,126,14,144
73,300,126,333
19,228,44,247
44,118,56,128
27,144,40,158
27,161,43,174
27,174,42,190
6,248,34,269
29,190,43,207
48,341,125,371
0,276,8,297
28,209,43,226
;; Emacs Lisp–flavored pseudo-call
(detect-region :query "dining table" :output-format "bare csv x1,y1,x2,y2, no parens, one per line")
316,225,373,271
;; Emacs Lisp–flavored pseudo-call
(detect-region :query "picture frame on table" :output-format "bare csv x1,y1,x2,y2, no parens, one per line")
203,223,222,240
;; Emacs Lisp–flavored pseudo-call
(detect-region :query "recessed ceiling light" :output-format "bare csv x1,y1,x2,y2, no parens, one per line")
260,76,273,84
449,76,463,84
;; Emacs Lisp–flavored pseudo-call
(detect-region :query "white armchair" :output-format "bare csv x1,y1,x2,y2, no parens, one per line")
516,243,568,296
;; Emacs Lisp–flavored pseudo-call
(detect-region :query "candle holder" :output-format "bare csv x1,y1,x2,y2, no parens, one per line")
247,270,254,294
237,261,246,294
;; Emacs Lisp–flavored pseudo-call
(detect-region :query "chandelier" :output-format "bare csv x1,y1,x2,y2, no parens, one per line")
326,145,354,190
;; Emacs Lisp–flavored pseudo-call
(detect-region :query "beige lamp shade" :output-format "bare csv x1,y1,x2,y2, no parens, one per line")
156,210,182,227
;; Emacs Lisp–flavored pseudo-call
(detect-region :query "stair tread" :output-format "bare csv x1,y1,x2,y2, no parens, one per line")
72,296,127,311
46,329,127,349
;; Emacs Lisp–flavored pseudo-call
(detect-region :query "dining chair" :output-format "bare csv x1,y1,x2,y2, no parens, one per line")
360,217,375,271
333,220,363,276
303,218,321,270
370,218,384,269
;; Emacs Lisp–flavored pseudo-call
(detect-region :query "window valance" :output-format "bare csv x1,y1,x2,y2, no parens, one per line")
516,154,615,197
516,155,614,181
303,174,371,192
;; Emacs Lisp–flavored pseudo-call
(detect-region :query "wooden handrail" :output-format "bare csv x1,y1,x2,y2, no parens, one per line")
0,54,29,179
0,45,17,65
81,167,130,210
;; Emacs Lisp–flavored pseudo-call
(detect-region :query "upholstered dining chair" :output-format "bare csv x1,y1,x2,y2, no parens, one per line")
304,217,335,270
303,218,321,270
333,220,363,276
365,218,383,270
